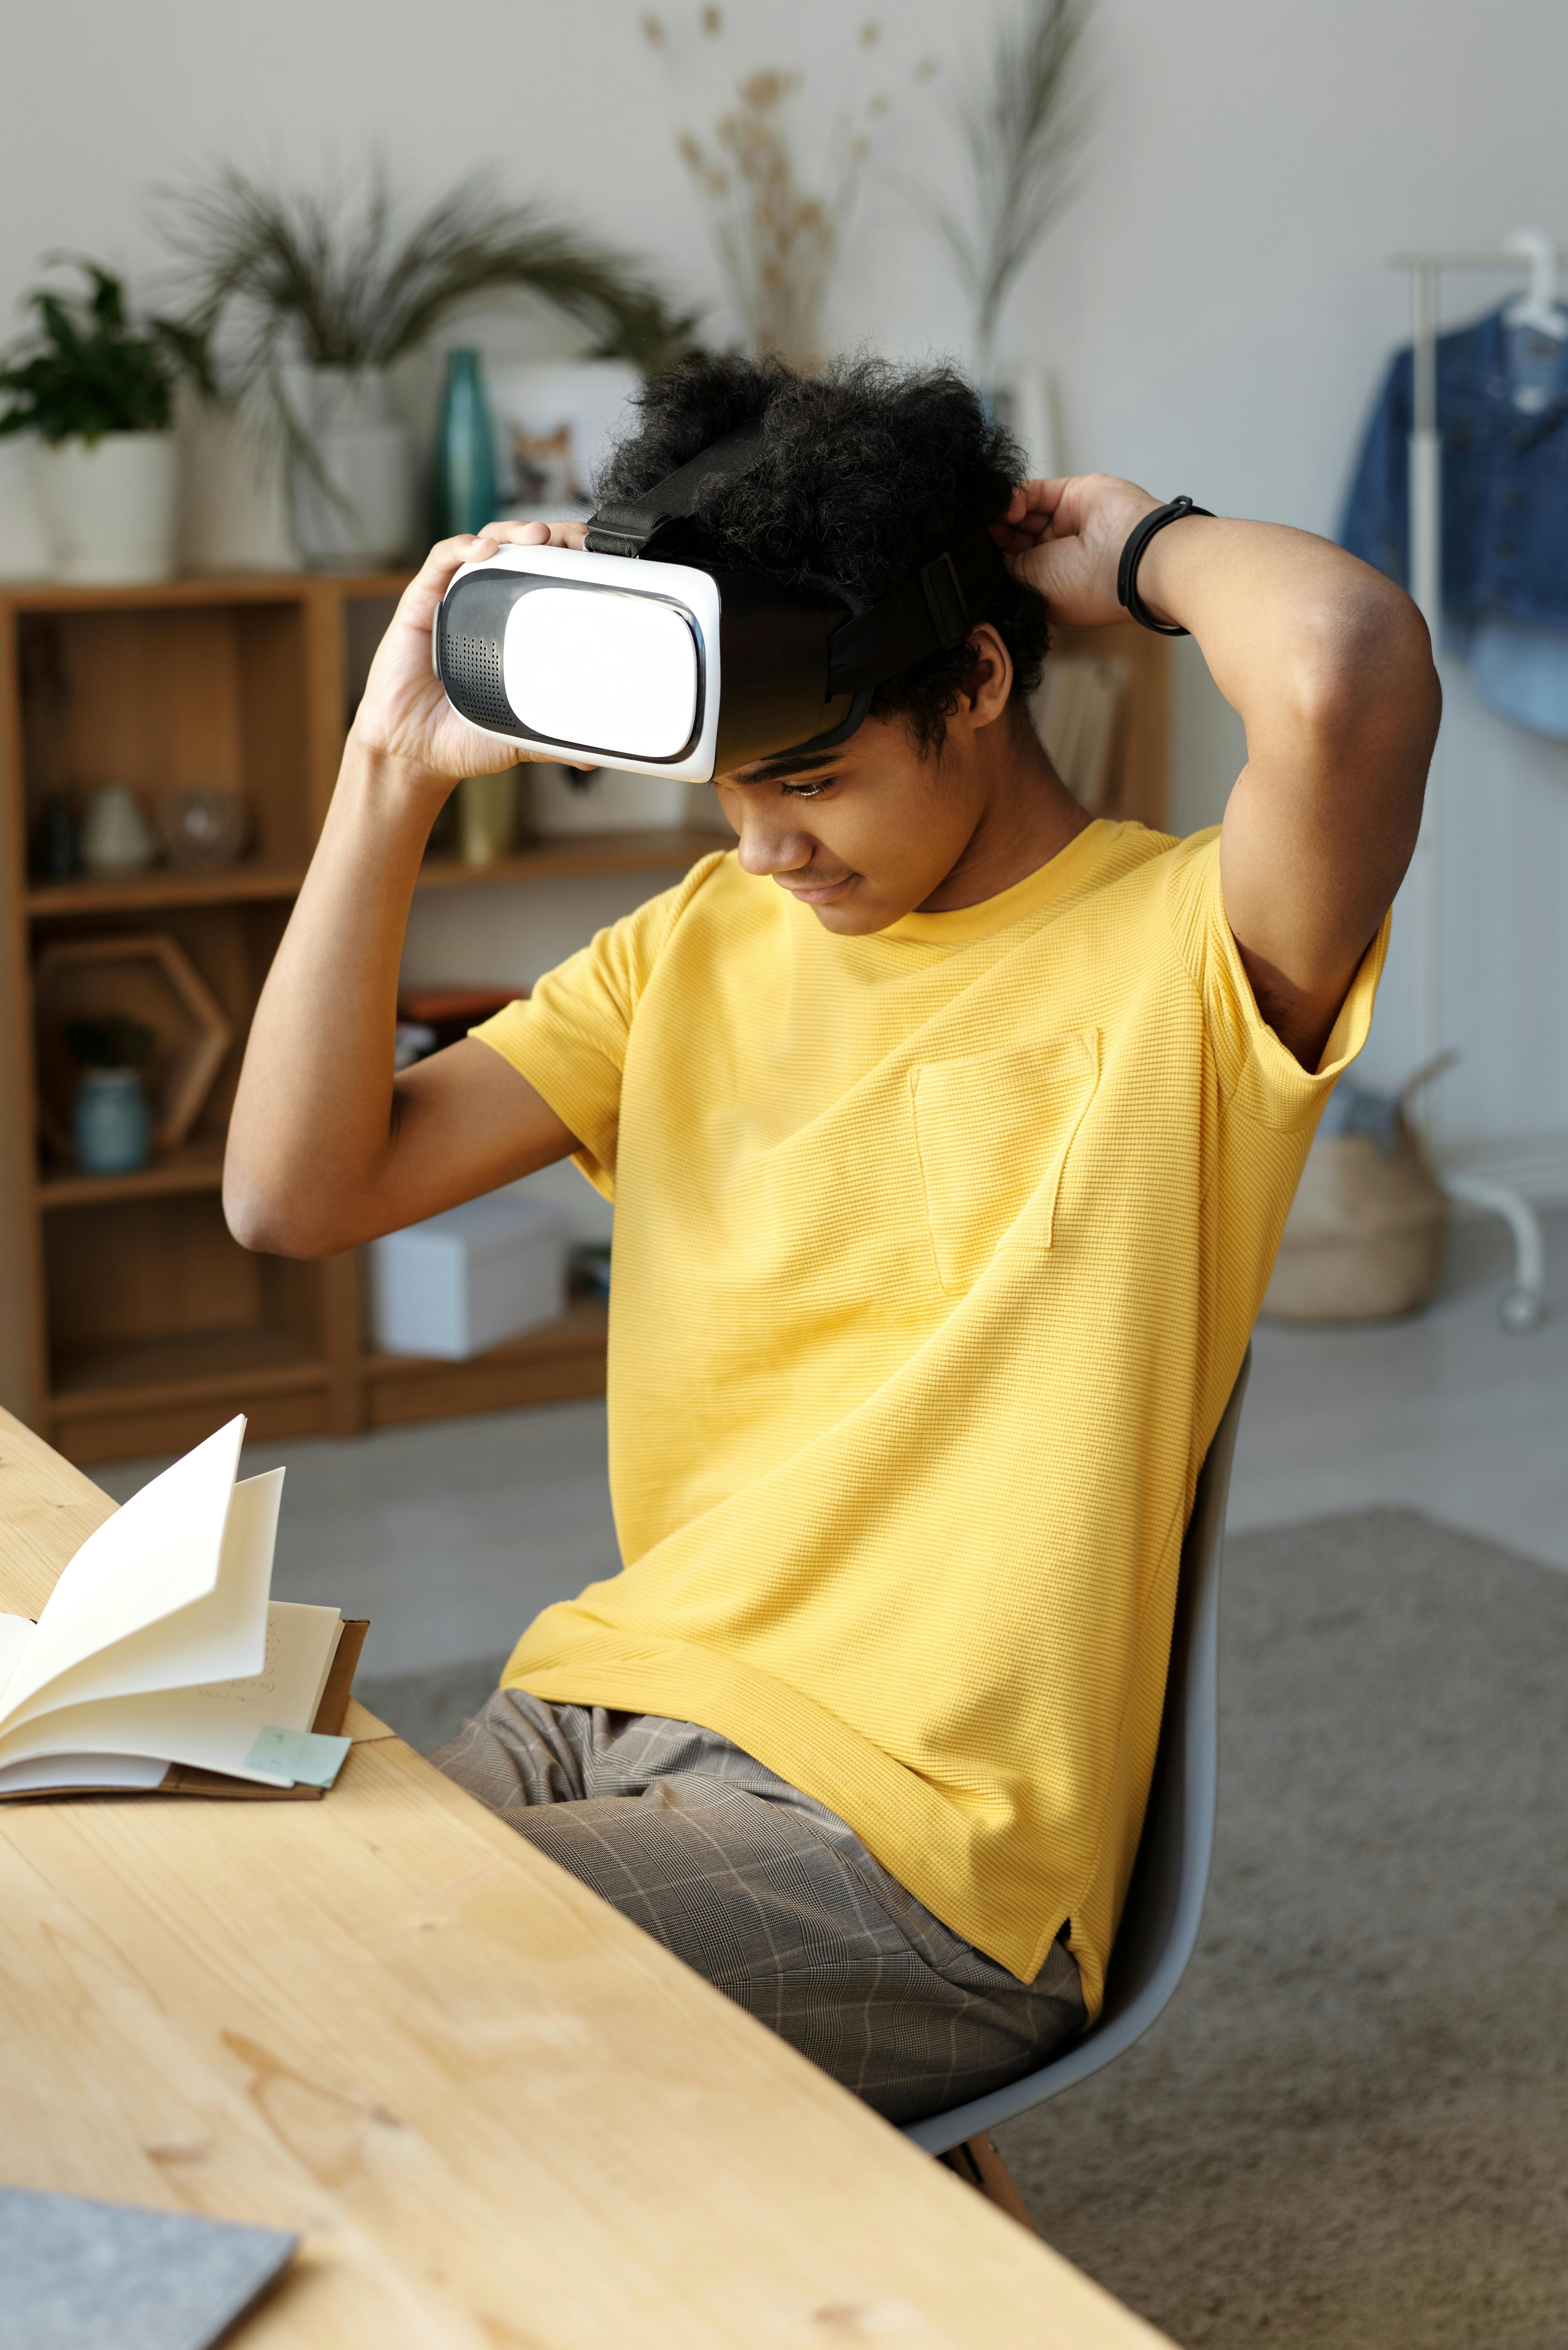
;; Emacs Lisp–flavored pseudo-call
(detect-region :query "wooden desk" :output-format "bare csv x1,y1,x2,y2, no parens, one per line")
0,1408,1169,2347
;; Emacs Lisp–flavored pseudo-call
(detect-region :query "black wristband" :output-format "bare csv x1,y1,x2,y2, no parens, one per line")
1116,496,1214,635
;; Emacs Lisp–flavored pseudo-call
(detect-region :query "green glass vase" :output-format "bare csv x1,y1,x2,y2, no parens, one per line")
432,349,498,539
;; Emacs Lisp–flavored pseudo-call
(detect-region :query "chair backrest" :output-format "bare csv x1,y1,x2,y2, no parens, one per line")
906,1348,1252,2156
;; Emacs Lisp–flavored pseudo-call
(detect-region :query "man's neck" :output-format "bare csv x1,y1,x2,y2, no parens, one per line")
916,729,1091,914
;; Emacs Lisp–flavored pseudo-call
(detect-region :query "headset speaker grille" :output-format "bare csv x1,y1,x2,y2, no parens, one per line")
446,631,514,732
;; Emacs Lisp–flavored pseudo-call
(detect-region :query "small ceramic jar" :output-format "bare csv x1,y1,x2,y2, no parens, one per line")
72,1067,153,1173
79,782,157,874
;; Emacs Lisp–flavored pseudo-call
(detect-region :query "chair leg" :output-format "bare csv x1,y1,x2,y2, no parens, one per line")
936,2134,1038,2234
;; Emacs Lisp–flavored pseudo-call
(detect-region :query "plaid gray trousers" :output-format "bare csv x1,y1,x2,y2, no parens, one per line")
432,1693,1085,2124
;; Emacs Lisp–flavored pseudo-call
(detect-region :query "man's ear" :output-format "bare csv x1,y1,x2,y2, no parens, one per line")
961,624,1014,732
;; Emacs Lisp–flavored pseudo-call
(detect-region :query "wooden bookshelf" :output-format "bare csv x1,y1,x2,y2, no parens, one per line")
0,569,716,1465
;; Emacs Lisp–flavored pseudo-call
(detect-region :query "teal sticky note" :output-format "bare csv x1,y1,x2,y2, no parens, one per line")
244,1725,352,1789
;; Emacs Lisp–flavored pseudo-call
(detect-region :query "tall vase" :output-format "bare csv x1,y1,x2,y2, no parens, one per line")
432,350,498,540
288,366,415,572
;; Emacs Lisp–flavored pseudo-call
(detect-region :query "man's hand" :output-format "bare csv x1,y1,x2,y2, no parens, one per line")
995,474,1439,1071
352,518,591,784
991,474,1171,628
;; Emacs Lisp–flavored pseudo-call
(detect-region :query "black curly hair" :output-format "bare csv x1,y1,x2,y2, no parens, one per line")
592,353,1050,756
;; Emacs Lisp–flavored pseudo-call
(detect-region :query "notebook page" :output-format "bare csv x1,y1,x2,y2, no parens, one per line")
0,1753,169,1794
0,1470,282,1740
0,1602,341,1785
0,1417,245,1729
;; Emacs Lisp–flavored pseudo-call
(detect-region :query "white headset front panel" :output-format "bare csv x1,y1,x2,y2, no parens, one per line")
444,544,724,780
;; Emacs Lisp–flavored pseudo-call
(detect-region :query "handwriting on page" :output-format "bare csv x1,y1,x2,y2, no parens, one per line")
190,1621,281,1707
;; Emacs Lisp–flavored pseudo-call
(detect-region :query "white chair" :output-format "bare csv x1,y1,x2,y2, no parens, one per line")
907,1350,1253,2193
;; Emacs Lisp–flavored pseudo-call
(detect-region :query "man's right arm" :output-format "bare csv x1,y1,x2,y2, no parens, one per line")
223,532,581,1261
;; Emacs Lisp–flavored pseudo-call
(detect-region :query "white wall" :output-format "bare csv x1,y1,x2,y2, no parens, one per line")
3,0,1564,1142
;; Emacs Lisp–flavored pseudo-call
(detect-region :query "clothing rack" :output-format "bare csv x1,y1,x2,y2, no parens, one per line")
1384,243,1562,1330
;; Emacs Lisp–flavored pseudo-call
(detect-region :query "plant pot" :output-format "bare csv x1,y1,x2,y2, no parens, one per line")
287,366,415,572
0,438,51,580
72,1068,152,1175
32,432,178,584
177,385,296,572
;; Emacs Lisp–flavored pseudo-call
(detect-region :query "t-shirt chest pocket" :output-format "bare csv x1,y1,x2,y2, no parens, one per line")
909,1030,1099,1293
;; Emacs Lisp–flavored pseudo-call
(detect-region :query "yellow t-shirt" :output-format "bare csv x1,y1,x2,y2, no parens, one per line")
474,821,1387,2012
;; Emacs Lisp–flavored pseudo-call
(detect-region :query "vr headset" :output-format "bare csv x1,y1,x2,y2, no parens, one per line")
432,418,1006,782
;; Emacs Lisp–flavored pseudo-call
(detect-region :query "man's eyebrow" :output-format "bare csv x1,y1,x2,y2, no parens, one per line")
729,747,844,787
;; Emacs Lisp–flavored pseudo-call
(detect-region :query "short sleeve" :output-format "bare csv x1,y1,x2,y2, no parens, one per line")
1165,830,1390,1131
470,852,727,1197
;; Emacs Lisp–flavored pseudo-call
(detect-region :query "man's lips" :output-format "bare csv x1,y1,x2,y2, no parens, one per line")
777,873,857,903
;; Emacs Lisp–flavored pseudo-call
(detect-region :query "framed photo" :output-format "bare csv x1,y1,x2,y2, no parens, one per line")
483,360,643,523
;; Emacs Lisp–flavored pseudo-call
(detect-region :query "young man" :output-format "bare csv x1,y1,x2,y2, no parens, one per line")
225,358,1438,2126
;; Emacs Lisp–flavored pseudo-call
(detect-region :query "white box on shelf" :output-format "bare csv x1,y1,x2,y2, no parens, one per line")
525,763,726,837
368,1196,568,1361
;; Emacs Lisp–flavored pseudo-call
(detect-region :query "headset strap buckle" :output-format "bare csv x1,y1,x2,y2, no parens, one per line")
919,549,970,650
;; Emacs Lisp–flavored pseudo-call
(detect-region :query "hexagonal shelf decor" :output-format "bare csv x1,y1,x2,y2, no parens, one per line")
34,934,235,1164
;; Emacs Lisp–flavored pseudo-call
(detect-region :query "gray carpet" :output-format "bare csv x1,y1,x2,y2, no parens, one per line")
359,1509,1568,2349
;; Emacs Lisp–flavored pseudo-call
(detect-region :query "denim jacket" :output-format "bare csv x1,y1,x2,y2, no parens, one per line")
1339,304,1568,642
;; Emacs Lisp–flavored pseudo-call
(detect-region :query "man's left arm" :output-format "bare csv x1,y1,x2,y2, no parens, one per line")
996,478,1441,1070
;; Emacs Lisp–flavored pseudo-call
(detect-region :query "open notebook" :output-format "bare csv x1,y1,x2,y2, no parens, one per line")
0,1416,365,1802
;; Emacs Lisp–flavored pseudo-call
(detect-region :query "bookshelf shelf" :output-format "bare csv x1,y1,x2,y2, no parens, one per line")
416,830,724,890
36,1137,227,1209
360,1299,610,1429
26,830,725,919
1,567,412,615
49,1325,328,1414
27,860,311,918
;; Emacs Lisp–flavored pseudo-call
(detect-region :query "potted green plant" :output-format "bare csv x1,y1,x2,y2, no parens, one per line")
160,167,700,570
65,1013,158,1175
0,260,209,582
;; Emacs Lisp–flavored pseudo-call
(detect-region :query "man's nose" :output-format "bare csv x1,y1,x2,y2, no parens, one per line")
731,807,818,879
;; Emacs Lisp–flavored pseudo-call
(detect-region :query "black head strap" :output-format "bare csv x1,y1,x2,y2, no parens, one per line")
780,524,1006,758
584,419,768,557
826,524,1006,699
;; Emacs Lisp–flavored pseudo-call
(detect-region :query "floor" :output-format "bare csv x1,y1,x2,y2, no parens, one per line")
1228,1205,1568,1568
94,1207,1568,1682
999,1502,1568,2350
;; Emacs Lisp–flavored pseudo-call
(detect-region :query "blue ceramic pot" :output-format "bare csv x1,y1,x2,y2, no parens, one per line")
72,1068,152,1174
